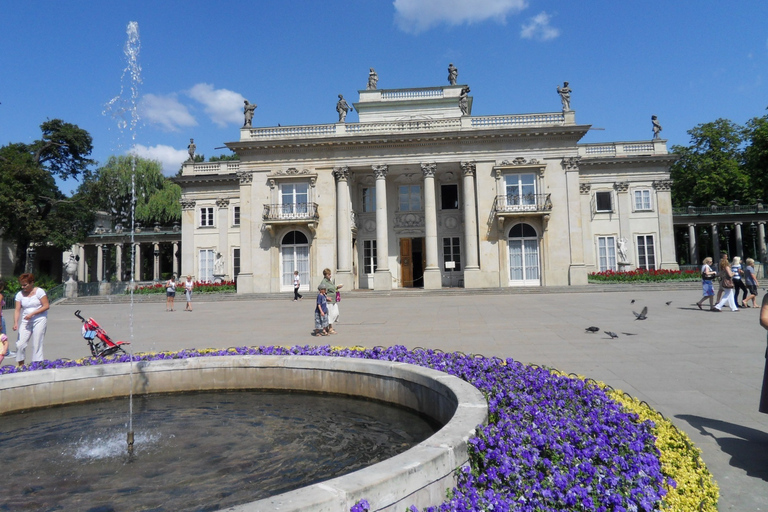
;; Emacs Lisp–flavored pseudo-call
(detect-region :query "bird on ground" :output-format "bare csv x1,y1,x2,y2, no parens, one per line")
631,299,635,304
665,301,672,306
605,331,619,339
585,326,600,333
633,306,648,320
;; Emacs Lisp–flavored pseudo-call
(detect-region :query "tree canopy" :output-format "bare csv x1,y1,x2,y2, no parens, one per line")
0,120,96,274
670,113,768,207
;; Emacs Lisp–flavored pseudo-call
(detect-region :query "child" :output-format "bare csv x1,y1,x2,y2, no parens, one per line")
293,270,303,301
314,286,328,336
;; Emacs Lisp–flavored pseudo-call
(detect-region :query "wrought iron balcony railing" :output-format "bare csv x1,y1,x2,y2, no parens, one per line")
672,202,766,216
263,202,319,222
494,193,552,214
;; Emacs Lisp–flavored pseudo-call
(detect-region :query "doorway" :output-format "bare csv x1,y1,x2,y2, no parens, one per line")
399,237,425,288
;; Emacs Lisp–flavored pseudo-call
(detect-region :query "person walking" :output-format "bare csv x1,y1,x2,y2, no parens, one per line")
713,256,739,312
696,257,717,310
744,258,760,308
731,256,749,308
166,275,177,312
318,268,342,334
13,273,49,366
293,270,303,302
314,285,329,337
184,275,194,312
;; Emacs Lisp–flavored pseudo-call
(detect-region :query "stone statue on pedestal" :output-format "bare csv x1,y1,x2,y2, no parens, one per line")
243,100,257,127
187,138,196,162
214,252,224,275
617,237,629,263
652,115,663,139
557,81,572,111
367,68,378,90
448,63,458,85
459,86,470,116
336,94,353,122
65,254,79,282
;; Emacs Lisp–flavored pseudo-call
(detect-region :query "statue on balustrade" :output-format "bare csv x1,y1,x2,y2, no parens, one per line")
187,138,196,162
367,68,378,90
652,115,663,139
243,100,257,127
459,86,470,116
336,94,353,122
448,63,458,85
557,81,572,111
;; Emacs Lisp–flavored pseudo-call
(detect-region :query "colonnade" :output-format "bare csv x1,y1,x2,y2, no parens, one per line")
682,221,767,265
75,241,180,282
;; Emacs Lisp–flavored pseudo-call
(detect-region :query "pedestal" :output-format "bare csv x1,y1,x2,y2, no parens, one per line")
423,269,442,290
373,270,392,291
65,279,78,299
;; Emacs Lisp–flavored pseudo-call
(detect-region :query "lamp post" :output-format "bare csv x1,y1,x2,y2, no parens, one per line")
101,244,110,282
751,222,757,261
26,246,36,274
153,246,160,281
723,225,731,257
683,232,690,266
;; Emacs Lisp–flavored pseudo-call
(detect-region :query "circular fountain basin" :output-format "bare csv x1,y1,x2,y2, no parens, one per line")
0,356,488,511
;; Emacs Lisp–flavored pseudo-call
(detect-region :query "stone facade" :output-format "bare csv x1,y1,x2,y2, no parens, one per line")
175,82,677,293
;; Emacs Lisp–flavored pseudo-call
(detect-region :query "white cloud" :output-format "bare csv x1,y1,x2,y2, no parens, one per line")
131,144,189,176
520,11,560,41
394,0,528,34
140,93,197,132
187,83,245,127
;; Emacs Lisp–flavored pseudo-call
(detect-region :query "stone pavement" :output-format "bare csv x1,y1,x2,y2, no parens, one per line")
6,285,768,510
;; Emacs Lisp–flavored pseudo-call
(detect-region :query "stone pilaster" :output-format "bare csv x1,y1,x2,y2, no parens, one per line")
373,165,392,290
236,171,254,292
421,162,441,289
461,161,481,288
333,166,354,290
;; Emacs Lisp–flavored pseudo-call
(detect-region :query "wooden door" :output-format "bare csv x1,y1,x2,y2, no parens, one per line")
400,238,413,287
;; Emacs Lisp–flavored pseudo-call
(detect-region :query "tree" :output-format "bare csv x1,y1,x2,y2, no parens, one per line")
0,120,96,274
669,118,752,207
743,112,768,203
80,155,181,228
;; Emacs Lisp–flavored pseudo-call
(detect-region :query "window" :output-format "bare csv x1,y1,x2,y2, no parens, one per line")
507,223,540,284
362,187,376,213
595,191,613,212
634,189,652,211
199,249,215,281
281,231,309,291
363,240,377,274
200,207,214,227
597,236,617,272
233,206,240,226
398,185,422,211
232,248,240,279
441,184,459,210
280,182,309,216
443,237,461,271
637,235,656,270
505,173,537,206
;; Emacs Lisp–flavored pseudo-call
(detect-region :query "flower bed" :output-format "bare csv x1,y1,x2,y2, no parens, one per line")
1,345,718,511
128,280,236,294
589,268,699,283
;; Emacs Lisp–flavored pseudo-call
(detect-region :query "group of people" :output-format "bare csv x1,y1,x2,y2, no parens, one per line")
697,254,759,312
164,275,195,312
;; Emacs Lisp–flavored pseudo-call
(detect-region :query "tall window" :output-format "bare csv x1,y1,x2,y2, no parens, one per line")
505,173,536,206
633,189,652,211
362,187,376,213
637,235,656,270
280,182,309,216
200,207,214,227
595,191,613,212
199,249,215,281
232,248,240,280
508,223,540,284
443,237,461,271
363,240,377,274
597,236,617,272
441,184,459,210
281,230,309,290
233,206,240,226
398,185,422,211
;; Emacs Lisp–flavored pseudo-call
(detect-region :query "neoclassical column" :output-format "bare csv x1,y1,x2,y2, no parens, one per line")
77,244,85,281
235,171,254,292
115,244,123,282
134,243,141,282
373,165,392,290
461,162,479,274
216,197,230,278
96,244,104,283
421,162,441,289
688,223,698,266
734,222,744,258
711,223,720,259
153,243,160,281
562,157,587,284
759,222,767,265
333,166,353,277
172,241,179,277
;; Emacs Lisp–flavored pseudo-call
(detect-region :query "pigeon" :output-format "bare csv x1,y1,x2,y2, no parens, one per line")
585,326,600,333
604,331,619,339
630,299,635,304
665,301,672,306
633,306,648,320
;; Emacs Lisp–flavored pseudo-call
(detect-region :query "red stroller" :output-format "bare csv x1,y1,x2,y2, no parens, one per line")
74,310,130,357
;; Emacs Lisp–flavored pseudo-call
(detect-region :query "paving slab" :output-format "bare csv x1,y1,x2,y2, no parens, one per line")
4,285,768,511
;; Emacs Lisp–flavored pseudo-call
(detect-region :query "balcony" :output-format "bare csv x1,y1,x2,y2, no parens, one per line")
493,194,552,230
262,202,319,235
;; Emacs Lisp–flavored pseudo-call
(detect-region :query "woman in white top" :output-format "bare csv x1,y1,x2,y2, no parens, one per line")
13,273,49,366
184,275,194,312
166,275,177,312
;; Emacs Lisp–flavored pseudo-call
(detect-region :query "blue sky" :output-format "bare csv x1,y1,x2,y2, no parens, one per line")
2,1,767,194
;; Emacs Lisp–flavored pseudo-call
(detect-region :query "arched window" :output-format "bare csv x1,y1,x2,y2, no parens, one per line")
507,223,540,286
281,230,309,291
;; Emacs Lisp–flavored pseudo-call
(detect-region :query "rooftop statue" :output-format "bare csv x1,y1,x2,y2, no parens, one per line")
243,100,257,127
336,94,353,123
367,68,378,90
652,115,663,139
459,86,470,116
448,63,458,85
187,138,196,162
557,81,572,111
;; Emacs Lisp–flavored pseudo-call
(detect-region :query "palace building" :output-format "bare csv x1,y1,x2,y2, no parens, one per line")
175,80,677,294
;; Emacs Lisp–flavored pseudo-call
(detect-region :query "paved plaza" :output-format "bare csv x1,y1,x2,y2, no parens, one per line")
5,284,768,510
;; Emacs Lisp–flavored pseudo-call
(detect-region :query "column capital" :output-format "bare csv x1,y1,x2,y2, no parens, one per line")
332,166,350,181
181,198,196,210
734,221,743,226
613,181,629,193
460,161,476,176
579,183,591,195
237,170,253,184
652,179,673,191
420,162,437,178
373,165,388,179
561,156,581,171
216,198,230,208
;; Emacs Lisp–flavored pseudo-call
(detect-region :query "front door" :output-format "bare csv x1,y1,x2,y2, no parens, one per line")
399,238,425,288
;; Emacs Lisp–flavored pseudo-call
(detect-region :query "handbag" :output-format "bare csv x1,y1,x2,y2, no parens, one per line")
335,291,341,302
722,276,734,289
